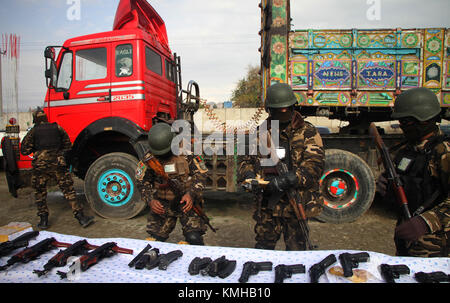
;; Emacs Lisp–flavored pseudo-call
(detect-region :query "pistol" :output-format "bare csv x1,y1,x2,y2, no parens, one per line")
414,271,450,283
308,254,337,283
379,263,410,283
274,264,305,283
239,261,273,283
338,252,370,277
188,257,213,275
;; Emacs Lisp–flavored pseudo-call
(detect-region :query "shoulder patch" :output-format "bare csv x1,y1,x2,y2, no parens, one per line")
193,155,208,173
135,161,147,181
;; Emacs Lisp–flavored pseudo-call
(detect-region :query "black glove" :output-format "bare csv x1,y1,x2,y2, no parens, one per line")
395,216,429,242
266,171,298,193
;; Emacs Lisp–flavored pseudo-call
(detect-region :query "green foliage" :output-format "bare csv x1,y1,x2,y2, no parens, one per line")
231,65,262,108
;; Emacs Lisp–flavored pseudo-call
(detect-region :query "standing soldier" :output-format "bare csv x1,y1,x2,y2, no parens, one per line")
238,83,325,250
377,87,449,257
136,123,209,245
20,107,94,229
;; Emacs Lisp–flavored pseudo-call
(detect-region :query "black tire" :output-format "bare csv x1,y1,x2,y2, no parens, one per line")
84,152,146,219
317,149,375,223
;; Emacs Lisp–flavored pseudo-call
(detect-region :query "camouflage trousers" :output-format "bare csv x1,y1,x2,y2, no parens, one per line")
253,207,308,251
32,167,82,217
146,203,206,241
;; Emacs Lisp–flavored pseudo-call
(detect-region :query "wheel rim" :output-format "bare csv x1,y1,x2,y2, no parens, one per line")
320,169,359,209
97,169,134,207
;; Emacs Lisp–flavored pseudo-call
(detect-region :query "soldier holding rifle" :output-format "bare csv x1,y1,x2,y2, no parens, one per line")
135,123,212,245
375,87,449,257
238,83,325,251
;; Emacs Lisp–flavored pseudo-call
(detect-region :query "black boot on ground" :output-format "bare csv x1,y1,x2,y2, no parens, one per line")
37,213,49,230
75,212,94,228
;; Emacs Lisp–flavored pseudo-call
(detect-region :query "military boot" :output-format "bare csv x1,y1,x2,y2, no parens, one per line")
74,212,94,228
37,213,49,230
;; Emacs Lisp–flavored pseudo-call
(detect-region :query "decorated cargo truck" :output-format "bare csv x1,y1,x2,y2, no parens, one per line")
2,0,200,219
259,0,449,222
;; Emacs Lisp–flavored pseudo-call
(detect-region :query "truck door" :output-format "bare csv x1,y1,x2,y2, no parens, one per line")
47,43,112,138
110,42,145,122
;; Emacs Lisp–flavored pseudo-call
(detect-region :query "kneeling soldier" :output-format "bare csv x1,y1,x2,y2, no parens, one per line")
136,123,208,245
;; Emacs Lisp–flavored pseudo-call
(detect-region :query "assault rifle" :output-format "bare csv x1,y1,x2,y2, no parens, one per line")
308,254,337,283
379,263,410,283
0,231,39,257
338,252,370,277
242,168,314,250
239,261,273,283
144,153,217,232
56,242,133,279
414,271,450,283
369,123,412,219
274,264,306,283
0,237,72,271
33,239,100,277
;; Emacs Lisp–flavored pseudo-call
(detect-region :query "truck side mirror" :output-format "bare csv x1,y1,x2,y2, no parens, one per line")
44,47,58,89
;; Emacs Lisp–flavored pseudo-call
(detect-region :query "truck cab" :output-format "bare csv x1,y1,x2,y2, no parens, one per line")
3,0,199,219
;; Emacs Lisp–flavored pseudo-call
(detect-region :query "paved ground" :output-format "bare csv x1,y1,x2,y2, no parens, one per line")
0,171,398,255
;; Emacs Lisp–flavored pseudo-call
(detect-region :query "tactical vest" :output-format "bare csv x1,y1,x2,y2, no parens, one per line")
393,135,448,214
154,155,191,203
33,123,61,151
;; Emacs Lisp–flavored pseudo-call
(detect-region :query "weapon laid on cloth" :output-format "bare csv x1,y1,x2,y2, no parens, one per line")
379,263,410,283
135,248,160,270
33,239,101,277
274,264,306,283
0,237,72,271
201,255,236,279
56,242,133,279
144,153,217,232
414,271,450,283
338,252,370,277
369,122,412,219
128,244,152,268
308,254,337,283
188,257,213,275
239,261,273,283
158,250,183,270
0,231,39,257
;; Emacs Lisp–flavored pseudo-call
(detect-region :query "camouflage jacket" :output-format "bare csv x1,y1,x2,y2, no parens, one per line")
413,131,449,238
20,122,72,169
136,152,208,213
238,111,325,217
392,130,449,256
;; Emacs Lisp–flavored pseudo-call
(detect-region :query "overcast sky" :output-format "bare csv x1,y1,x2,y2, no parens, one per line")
1,0,449,112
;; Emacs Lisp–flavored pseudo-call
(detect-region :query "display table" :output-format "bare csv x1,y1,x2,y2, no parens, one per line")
0,231,448,283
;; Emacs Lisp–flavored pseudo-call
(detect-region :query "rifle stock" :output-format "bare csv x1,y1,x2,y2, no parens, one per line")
369,123,412,219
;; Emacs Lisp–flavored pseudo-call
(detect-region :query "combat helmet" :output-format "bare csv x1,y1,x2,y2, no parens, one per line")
32,107,48,124
265,82,297,110
392,87,441,121
147,123,175,156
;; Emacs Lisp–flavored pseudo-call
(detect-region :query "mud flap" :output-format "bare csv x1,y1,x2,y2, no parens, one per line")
1,137,22,198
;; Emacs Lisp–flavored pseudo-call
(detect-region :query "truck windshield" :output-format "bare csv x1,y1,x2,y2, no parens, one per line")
56,52,73,90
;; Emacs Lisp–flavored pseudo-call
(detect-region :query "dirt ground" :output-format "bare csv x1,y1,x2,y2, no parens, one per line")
0,171,398,255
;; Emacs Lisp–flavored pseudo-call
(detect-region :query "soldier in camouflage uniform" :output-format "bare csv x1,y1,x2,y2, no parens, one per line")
377,87,449,257
238,83,325,250
136,123,208,245
20,108,94,229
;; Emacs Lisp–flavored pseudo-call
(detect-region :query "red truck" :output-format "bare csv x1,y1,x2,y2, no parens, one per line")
2,0,200,219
